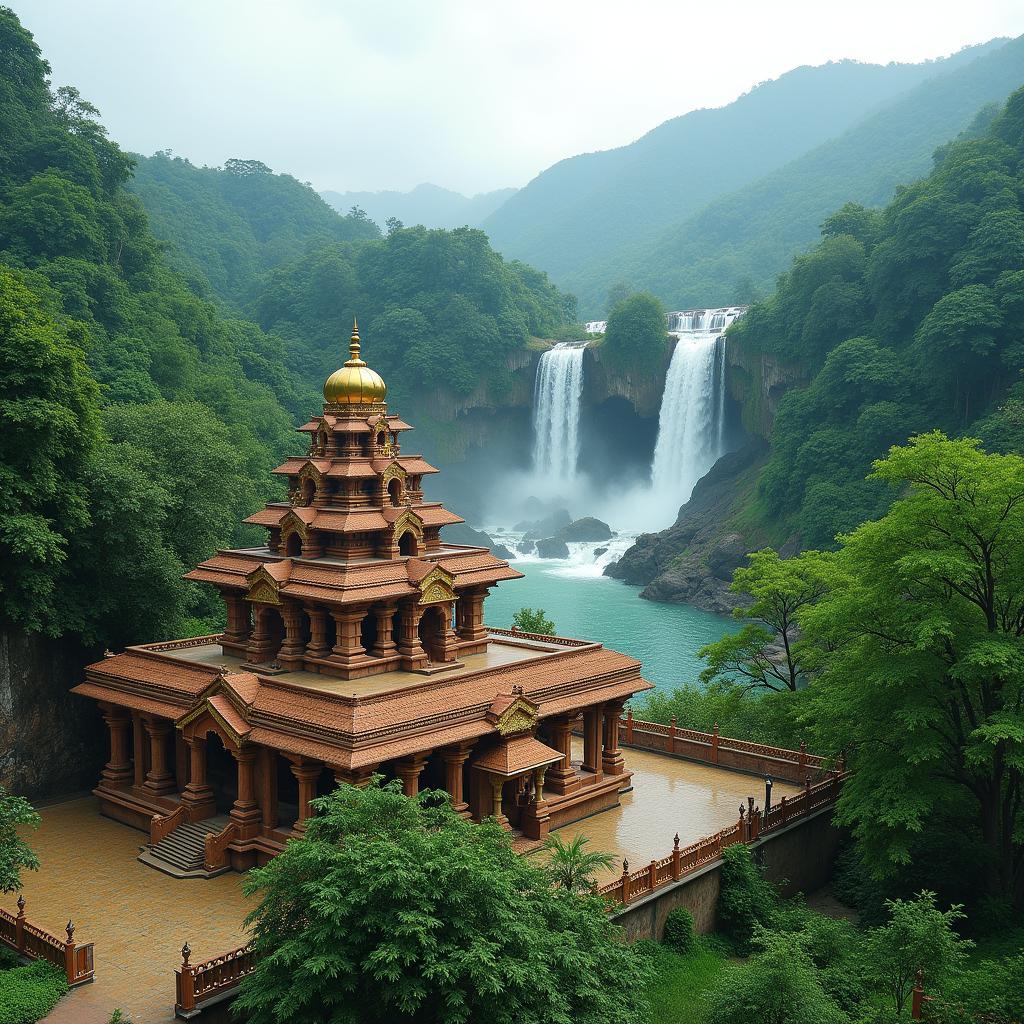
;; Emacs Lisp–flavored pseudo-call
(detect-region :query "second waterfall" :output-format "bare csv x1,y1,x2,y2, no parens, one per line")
532,342,587,481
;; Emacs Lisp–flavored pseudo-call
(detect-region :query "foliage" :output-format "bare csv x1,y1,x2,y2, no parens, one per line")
0,959,67,1024
699,549,836,692
539,834,616,894
643,939,729,1024
716,844,778,955
934,953,1024,1024
860,892,972,1015
803,433,1024,906
0,788,40,893
512,607,556,635
701,929,847,1024
601,292,667,375
662,908,696,955
235,781,653,1024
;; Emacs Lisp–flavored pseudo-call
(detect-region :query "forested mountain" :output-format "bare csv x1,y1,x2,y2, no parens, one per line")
130,152,379,305
0,10,307,648
609,32,1024,312
482,43,1005,312
321,182,517,230
614,84,1024,597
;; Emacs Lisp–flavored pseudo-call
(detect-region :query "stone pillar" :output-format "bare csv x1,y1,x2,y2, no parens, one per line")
100,706,132,785
180,736,216,818
522,765,551,840
581,708,603,778
395,753,429,797
370,602,398,659
290,762,321,831
441,743,473,816
230,746,262,836
544,714,580,794
131,712,146,787
396,602,427,669
141,717,176,796
330,608,367,667
455,589,489,644
277,603,306,669
222,595,251,646
601,702,626,776
258,748,278,831
246,606,277,664
304,606,331,659
489,776,508,827
334,766,377,789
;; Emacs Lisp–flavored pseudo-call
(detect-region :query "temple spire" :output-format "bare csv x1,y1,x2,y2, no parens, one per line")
348,319,362,364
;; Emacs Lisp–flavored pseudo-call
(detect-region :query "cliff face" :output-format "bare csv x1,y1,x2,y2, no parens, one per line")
0,629,104,800
726,340,807,438
583,344,672,420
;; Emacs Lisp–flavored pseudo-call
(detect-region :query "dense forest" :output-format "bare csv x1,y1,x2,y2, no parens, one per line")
321,182,517,230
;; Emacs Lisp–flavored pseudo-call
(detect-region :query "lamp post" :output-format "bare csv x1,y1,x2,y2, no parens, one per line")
764,776,773,816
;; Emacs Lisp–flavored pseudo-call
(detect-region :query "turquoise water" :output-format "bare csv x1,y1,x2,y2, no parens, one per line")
483,549,737,694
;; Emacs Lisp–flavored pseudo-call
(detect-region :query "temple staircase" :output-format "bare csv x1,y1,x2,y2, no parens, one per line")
139,815,232,878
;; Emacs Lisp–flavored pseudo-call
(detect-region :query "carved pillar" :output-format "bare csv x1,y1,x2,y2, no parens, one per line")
131,712,146,787
396,601,427,669
246,605,277,664
230,746,262,836
370,602,398,659
303,606,330,659
289,762,321,831
441,743,473,816
142,716,176,796
544,714,580,794
330,608,367,667
100,706,132,786
601,702,626,776
582,708,603,778
395,753,429,797
455,588,489,644
221,594,251,646
258,748,278,831
522,765,551,840
489,776,508,827
277,602,306,669
180,736,216,818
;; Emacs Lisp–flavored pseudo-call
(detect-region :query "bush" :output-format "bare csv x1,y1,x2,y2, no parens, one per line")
0,960,68,1024
717,844,778,954
663,907,696,954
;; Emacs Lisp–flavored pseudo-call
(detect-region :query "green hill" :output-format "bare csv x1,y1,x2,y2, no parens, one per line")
321,182,517,230
482,44,1005,312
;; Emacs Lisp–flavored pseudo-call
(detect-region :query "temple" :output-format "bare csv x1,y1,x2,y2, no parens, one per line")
72,324,652,874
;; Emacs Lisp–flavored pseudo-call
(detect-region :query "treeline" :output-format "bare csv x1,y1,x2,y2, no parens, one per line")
729,86,1024,546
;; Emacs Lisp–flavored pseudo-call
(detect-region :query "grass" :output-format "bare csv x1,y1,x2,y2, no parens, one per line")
645,937,731,1024
0,957,68,1024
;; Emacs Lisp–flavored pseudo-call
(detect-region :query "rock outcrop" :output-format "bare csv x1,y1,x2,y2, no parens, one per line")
536,537,571,559
557,517,612,542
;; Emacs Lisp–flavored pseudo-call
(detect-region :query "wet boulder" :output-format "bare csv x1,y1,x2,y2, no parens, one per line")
536,537,570,559
557,517,612,542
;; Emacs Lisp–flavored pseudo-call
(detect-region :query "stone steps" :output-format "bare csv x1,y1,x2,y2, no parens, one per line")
141,814,232,877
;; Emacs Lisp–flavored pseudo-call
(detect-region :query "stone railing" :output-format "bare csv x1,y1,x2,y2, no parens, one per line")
598,772,845,907
620,710,841,784
487,627,591,647
204,820,239,873
151,803,189,846
0,896,95,986
175,941,255,1018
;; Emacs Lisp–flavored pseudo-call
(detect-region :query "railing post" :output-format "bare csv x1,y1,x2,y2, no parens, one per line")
669,716,677,749
911,969,924,1019
620,859,630,904
625,708,634,744
63,921,76,986
711,722,719,764
798,740,807,776
15,895,25,953
179,943,196,1014
780,795,788,824
672,833,681,880
738,804,746,840
804,775,812,815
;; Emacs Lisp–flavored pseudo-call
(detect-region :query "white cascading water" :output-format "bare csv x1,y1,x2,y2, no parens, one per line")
532,342,587,481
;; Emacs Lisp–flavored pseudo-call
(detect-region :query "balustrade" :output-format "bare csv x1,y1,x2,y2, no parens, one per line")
0,897,94,986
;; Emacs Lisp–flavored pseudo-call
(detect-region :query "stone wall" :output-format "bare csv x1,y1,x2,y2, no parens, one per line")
611,807,842,941
0,628,104,800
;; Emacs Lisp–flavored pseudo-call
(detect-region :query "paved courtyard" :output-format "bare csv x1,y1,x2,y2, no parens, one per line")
6,750,799,1022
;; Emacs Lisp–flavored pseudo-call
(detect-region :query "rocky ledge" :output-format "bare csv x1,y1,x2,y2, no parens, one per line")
605,440,780,614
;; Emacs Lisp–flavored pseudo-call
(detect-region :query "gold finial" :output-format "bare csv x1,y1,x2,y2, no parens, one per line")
348,319,362,363
323,315,386,405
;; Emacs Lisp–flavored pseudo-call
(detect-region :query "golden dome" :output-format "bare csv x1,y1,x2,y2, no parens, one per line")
323,320,387,406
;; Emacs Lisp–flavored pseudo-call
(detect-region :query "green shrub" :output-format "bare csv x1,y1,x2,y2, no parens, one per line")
716,844,778,954
0,960,68,1024
663,907,696,954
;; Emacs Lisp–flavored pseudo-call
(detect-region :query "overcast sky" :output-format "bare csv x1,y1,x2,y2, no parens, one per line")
18,0,1024,196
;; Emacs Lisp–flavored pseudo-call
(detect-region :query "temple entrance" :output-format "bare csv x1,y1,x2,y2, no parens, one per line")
284,532,302,556
418,605,448,663
205,734,237,814
398,530,418,556
387,478,402,506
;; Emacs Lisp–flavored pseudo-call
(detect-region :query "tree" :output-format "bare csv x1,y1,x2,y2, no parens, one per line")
702,930,847,1024
861,892,972,1015
699,549,836,692
539,834,615,894
0,788,40,893
234,781,653,1024
512,607,556,635
805,433,1024,905
602,292,667,374
385,216,404,235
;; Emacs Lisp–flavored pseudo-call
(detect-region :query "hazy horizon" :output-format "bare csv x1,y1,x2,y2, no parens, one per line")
18,1,1024,196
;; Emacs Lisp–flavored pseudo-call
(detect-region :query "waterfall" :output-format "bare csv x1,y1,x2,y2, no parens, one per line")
532,343,587,480
649,317,733,512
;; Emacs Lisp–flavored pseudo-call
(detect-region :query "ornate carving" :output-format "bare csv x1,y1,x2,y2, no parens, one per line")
496,702,537,737
418,565,455,605
246,579,280,606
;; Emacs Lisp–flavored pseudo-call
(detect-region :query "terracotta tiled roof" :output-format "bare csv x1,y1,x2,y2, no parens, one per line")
70,681,184,719
474,736,562,776
221,672,262,705
82,652,218,697
398,457,438,475
324,464,378,479
207,693,252,739
418,507,464,527
244,507,288,527
311,510,389,532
